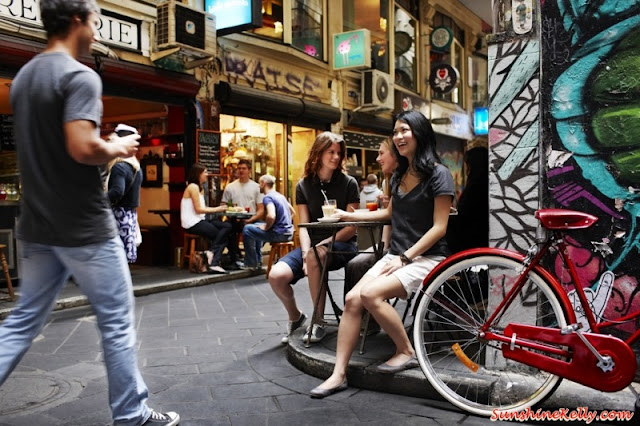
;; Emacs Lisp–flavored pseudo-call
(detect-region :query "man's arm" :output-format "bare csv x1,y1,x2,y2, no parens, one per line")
246,202,264,224
65,120,139,165
263,203,276,230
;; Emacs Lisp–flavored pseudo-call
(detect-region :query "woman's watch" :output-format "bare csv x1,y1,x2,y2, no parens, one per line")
399,252,413,265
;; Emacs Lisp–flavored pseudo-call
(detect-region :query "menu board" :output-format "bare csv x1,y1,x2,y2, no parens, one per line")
343,130,387,149
196,130,221,175
0,115,15,151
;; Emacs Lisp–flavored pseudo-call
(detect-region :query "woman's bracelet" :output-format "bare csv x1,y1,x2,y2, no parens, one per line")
399,252,413,265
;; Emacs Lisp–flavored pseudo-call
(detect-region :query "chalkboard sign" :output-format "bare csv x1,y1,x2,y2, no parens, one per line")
343,130,388,150
196,130,221,175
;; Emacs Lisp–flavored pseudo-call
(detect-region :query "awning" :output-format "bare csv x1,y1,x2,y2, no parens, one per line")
343,110,393,134
0,34,200,104
214,82,341,129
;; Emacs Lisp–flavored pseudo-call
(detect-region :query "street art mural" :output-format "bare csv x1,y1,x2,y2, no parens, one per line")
487,38,540,254
541,0,640,336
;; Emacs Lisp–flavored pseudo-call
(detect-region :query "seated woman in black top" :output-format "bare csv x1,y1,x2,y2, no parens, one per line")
309,110,454,398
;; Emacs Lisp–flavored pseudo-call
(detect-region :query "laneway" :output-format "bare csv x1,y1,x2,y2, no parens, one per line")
1,274,491,425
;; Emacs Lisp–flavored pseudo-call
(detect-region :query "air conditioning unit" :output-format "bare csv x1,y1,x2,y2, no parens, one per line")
361,70,394,110
156,1,216,59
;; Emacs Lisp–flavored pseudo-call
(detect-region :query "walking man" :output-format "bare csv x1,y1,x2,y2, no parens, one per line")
0,1,179,424
241,174,294,269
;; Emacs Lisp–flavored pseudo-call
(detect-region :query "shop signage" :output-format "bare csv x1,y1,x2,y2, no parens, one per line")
332,29,371,70
430,102,472,140
430,25,453,52
0,1,142,52
343,131,387,150
429,64,459,95
205,0,262,36
474,107,489,136
197,130,222,175
223,51,329,100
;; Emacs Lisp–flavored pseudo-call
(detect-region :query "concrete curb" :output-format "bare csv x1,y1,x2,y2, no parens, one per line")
286,329,638,413
0,269,260,320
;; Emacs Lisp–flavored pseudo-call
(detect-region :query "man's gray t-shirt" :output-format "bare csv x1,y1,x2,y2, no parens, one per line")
10,52,117,246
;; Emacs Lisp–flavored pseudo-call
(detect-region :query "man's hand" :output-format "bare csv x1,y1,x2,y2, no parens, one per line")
111,133,140,158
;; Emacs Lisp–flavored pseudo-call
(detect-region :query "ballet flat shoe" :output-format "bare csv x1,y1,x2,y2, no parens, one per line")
309,380,348,399
374,356,419,374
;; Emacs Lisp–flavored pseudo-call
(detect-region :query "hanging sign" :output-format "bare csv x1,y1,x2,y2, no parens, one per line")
332,29,371,70
429,64,459,95
430,25,453,52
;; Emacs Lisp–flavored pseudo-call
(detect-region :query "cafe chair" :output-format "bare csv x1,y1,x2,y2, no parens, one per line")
182,233,208,269
0,244,15,301
266,241,294,277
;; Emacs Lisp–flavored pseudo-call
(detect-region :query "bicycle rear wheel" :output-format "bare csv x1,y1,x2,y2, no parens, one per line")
413,252,569,416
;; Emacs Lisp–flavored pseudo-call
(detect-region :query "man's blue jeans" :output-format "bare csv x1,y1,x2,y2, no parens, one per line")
0,237,151,425
242,224,293,267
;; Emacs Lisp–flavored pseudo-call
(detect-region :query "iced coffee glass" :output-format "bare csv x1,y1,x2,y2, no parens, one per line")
321,199,337,217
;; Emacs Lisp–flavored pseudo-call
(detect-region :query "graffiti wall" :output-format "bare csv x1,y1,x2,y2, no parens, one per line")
487,38,540,254
541,0,640,337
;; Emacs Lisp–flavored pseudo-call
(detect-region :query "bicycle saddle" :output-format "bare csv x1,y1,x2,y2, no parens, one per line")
535,209,598,230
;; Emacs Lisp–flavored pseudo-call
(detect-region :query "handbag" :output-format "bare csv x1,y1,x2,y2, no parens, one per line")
135,222,142,247
190,251,209,274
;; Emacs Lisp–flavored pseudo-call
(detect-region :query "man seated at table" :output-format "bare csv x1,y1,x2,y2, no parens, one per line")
241,174,294,270
221,159,264,269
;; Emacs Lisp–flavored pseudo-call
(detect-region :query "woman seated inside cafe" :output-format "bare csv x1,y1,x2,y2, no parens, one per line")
181,163,232,274
309,110,454,398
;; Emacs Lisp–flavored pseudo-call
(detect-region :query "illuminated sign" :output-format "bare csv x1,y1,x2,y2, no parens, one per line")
332,29,371,70
474,107,489,135
205,0,262,36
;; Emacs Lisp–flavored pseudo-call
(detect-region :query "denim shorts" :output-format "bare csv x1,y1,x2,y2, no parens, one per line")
278,241,358,285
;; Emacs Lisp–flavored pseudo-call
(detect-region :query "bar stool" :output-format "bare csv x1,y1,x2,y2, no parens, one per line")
266,241,294,277
0,244,15,301
182,233,207,269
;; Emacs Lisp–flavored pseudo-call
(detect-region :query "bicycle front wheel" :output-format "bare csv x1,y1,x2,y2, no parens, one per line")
413,252,569,416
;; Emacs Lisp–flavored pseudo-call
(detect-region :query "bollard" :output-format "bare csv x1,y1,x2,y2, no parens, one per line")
174,247,183,268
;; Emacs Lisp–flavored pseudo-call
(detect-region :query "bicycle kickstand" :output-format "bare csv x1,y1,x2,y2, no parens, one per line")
561,323,614,372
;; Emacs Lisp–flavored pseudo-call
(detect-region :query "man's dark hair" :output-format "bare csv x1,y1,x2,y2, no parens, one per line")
237,159,252,168
40,0,100,38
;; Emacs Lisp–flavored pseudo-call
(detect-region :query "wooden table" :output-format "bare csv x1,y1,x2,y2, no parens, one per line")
298,220,390,347
148,209,178,226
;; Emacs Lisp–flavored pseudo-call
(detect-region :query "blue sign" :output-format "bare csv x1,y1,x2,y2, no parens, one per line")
205,0,262,35
474,107,489,135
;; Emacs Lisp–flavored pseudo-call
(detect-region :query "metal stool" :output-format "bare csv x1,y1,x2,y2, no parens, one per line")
266,241,294,277
0,244,15,301
182,233,207,269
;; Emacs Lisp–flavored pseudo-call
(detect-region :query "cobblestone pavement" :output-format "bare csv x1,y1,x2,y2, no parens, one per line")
0,269,635,425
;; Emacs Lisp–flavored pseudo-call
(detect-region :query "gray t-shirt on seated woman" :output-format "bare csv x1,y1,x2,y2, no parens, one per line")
389,164,454,258
10,52,117,247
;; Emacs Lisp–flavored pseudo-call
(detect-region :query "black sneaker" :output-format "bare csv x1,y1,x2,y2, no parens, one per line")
142,410,180,426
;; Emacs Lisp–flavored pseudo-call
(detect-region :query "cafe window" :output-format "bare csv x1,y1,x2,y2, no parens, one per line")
219,115,285,197
250,0,285,41
291,0,324,59
394,5,417,91
343,0,390,73
430,12,466,105
246,0,326,60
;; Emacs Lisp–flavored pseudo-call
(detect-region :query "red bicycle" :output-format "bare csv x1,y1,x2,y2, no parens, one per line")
413,208,639,416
